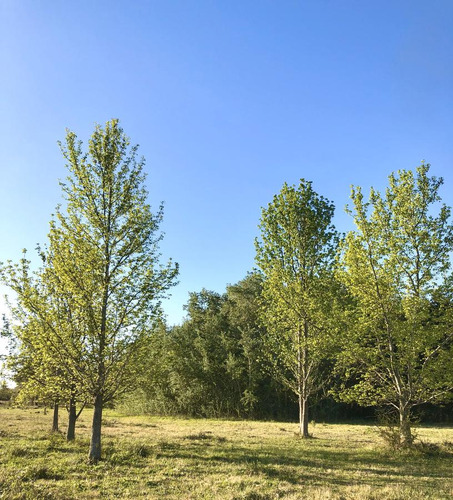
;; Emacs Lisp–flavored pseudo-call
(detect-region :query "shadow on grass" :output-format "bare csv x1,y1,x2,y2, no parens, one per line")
152,438,453,488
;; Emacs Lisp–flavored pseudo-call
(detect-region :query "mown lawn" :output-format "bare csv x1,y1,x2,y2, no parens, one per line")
0,407,452,499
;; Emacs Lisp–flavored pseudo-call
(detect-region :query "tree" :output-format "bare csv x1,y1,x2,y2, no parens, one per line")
336,164,453,446
1,120,178,462
9,324,66,434
255,180,339,437
3,286,88,439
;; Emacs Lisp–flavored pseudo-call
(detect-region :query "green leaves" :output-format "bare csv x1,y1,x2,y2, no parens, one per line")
1,120,178,458
336,164,453,442
255,180,339,433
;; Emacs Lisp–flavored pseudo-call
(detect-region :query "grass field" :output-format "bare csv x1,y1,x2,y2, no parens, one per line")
0,407,452,499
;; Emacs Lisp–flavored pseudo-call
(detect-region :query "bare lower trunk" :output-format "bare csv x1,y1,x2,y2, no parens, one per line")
89,394,103,463
299,394,309,437
297,321,310,438
52,402,59,433
67,394,77,441
399,405,413,447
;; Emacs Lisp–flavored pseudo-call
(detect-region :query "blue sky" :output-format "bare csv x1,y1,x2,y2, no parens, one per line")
1,0,452,330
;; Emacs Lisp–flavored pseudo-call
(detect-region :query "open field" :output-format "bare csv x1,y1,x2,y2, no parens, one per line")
0,408,452,499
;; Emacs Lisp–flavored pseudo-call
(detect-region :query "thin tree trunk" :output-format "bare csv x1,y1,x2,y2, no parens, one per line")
299,393,309,437
52,402,59,433
298,321,310,438
67,393,77,441
89,393,103,463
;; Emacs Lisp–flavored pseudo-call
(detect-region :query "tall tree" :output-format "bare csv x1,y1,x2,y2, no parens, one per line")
1,120,178,462
255,180,339,437
336,164,453,446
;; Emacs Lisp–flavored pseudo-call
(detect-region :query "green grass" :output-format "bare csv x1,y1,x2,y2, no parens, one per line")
0,408,452,499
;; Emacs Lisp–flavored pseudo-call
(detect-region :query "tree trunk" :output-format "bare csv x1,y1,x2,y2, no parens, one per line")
299,393,309,437
52,402,59,432
297,321,310,438
67,394,77,441
89,393,103,463
399,404,413,447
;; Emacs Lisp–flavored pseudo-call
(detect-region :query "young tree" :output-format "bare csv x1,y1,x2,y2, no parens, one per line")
10,333,65,433
3,283,88,439
337,164,453,446
255,180,339,437
1,120,178,462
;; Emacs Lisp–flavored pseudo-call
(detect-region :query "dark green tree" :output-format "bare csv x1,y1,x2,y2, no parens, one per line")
129,274,280,419
223,273,266,417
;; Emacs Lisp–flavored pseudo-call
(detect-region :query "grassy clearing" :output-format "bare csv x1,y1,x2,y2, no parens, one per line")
0,408,452,499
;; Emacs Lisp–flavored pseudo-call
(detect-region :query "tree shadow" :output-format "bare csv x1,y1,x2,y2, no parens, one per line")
152,438,453,488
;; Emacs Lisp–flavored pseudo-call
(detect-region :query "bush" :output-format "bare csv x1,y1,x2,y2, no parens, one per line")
0,382,14,401
376,409,418,450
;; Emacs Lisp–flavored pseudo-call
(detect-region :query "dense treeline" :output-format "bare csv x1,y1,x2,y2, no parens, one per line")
1,120,452,459
120,274,374,423
123,275,453,425
121,274,294,420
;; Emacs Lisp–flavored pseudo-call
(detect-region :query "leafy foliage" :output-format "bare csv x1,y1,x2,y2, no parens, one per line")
1,120,178,461
336,164,453,446
126,273,291,419
255,180,339,436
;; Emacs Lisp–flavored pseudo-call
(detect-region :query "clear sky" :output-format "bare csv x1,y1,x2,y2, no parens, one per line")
1,0,452,331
